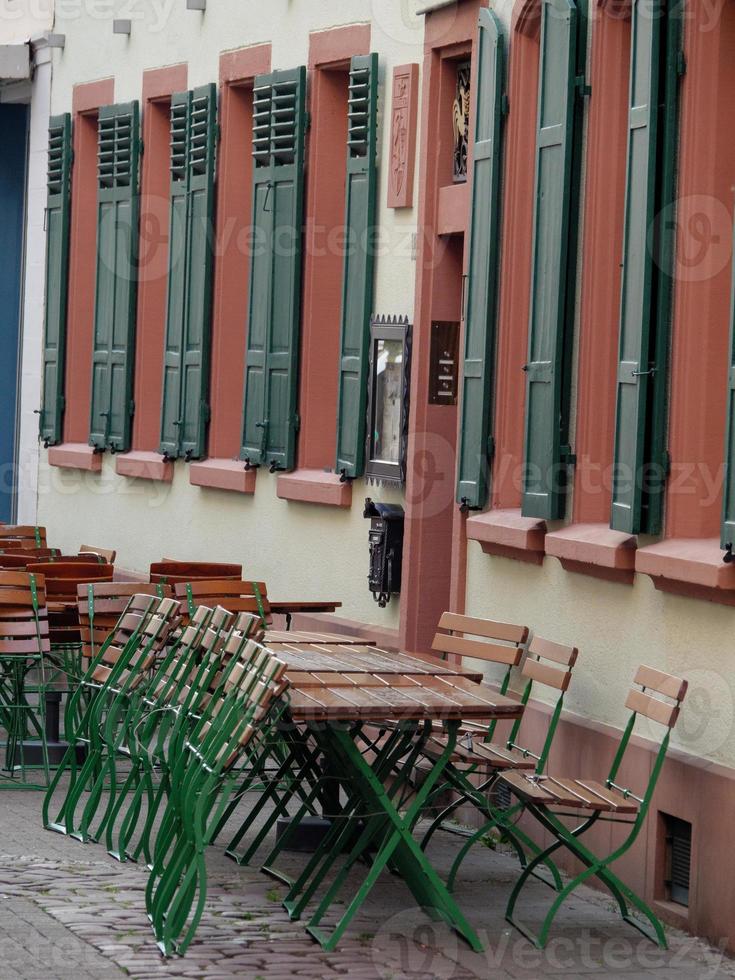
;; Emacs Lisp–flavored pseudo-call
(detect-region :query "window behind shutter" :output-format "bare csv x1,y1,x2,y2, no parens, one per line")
335,53,379,481
611,0,662,533
159,85,217,461
722,217,735,552
241,67,307,472
521,0,580,521
41,114,72,448
89,101,140,453
456,10,505,511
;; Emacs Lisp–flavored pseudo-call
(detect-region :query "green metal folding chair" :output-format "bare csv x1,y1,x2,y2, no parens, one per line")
418,634,578,891
145,642,289,956
0,572,51,789
500,664,688,949
42,595,180,838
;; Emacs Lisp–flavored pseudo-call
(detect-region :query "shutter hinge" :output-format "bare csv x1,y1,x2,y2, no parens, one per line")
293,413,301,433
129,399,135,417
575,75,591,98
486,435,496,461
139,139,144,157
60,395,66,411
203,403,211,423
501,94,510,116
676,50,687,78
560,445,577,466
661,450,672,478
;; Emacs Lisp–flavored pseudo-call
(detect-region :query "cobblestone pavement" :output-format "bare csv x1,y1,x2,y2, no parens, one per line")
0,789,732,979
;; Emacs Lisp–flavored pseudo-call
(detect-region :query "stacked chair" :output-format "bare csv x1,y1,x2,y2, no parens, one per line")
0,525,48,551
42,589,291,957
150,561,243,585
174,579,271,626
0,571,51,787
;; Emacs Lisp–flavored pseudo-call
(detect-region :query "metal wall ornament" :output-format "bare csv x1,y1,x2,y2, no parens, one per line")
365,316,412,488
453,61,471,183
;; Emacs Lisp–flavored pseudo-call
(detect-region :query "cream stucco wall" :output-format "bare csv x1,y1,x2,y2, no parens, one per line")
35,1,428,630
465,544,735,770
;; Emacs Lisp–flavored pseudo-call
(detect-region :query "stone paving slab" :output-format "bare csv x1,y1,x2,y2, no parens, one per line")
0,790,732,979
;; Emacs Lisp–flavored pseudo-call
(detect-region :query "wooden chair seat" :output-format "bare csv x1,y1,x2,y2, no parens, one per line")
423,735,537,772
500,771,640,815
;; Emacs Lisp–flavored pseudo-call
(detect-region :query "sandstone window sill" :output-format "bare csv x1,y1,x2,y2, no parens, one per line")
466,508,546,565
47,443,102,472
635,538,735,605
277,470,352,508
545,523,637,584
189,458,256,494
115,451,174,483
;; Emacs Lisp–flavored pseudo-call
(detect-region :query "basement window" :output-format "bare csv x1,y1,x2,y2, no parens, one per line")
663,814,691,907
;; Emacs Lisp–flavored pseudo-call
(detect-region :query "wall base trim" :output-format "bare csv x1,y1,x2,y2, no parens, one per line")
47,443,102,472
546,523,637,583
189,458,256,494
466,509,546,564
115,451,174,483
636,538,735,605
277,470,352,507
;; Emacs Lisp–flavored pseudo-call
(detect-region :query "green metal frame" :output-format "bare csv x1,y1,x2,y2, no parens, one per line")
505,710,677,948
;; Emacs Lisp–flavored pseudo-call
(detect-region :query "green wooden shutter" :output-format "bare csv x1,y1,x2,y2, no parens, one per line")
521,0,579,521
611,0,662,533
456,11,505,511
40,114,72,448
160,91,190,459
241,67,307,472
335,53,379,480
159,85,217,461
180,84,217,460
722,216,735,551
89,102,140,453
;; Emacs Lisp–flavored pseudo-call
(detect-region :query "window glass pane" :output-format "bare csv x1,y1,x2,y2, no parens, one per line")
373,338,403,464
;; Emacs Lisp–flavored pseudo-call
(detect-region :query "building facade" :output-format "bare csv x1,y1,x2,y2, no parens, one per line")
17,0,735,950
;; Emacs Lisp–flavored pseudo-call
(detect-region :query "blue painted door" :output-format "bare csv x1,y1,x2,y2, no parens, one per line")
0,104,29,522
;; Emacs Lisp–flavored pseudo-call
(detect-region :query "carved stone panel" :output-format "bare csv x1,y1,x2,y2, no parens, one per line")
387,63,419,209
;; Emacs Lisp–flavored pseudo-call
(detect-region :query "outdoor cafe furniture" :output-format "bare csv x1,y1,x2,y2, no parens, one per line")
499,665,688,950
150,561,243,585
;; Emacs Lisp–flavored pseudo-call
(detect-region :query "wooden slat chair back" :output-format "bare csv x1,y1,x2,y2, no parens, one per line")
500,665,688,948
0,548,58,565
31,562,114,600
0,554,34,570
174,579,271,625
150,561,243,585
0,526,47,550
30,553,110,566
79,545,117,563
0,571,51,786
88,596,181,689
78,583,173,664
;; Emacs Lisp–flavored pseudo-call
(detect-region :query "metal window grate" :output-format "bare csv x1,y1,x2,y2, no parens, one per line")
664,814,691,907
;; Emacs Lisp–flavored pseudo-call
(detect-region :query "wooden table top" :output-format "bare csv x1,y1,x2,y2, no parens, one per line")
269,600,342,614
265,630,375,645
267,643,483,681
287,675,522,723
266,640,514,722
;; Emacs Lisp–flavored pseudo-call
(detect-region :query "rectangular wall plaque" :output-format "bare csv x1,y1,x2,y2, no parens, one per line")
387,63,419,209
